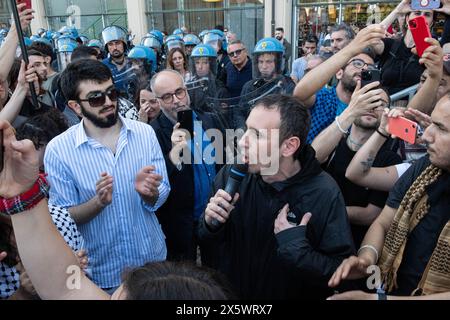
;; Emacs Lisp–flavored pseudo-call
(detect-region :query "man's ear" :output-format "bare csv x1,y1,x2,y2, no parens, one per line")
67,100,83,117
336,69,344,80
281,136,301,158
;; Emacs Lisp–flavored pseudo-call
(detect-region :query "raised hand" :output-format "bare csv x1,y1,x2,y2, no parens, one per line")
95,172,113,207
0,120,39,199
135,165,162,201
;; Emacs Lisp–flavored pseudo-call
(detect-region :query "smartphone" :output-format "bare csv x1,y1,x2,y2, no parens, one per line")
361,69,381,88
0,129,3,173
18,0,32,11
411,0,440,10
388,117,419,145
408,16,432,58
177,109,194,138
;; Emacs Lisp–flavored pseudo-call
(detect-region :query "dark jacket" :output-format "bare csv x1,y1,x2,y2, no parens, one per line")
198,146,355,299
150,111,225,261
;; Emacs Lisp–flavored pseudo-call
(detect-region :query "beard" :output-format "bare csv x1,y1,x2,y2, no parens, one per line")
341,71,359,93
354,116,380,130
80,103,119,128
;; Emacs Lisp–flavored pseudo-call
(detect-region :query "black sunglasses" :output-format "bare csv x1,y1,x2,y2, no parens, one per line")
229,48,244,57
78,88,119,108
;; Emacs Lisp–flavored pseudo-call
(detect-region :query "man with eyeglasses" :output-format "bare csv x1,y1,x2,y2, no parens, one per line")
311,81,402,248
149,70,225,264
221,40,252,100
294,24,386,144
44,59,170,292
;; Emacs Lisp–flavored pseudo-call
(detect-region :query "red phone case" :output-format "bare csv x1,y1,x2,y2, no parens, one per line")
388,117,418,145
19,0,32,10
408,16,432,57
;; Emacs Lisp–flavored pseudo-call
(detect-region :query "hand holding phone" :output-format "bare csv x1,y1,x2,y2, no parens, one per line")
388,116,420,145
408,16,432,58
361,69,381,88
177,109,194,138
411,0,440,10
18,0,32,11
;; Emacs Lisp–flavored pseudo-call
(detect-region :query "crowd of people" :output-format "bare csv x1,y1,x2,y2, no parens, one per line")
1,0,450,300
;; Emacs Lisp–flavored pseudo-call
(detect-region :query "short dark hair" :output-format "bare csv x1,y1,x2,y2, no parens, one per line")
29,41,54,62
27,49,46,58
253,94,311,156
60,59,113,101
122,261,235,300
304,34,319,45
275,27,284,33
71,46,99,62
331,23,355,41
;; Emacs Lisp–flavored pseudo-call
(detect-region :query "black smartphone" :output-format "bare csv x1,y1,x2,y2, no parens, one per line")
361,69,381,88
177,109,194,138
0,129,3,173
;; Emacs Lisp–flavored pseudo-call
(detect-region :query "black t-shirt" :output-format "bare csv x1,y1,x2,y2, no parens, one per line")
386,156,450,296
325,138,402,247
379,38,425,95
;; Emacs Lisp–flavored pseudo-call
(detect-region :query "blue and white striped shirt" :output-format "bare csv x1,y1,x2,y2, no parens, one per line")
44,116,170,288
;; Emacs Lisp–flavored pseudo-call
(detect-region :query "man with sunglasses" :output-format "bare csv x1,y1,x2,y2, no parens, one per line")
43,59,170,292
221,40,252,100
149,70,225,264
294,24,386,144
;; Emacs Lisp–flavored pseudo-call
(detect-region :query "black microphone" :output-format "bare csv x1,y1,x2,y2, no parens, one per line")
210,163,248,228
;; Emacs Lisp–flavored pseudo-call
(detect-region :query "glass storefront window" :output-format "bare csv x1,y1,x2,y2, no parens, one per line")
145,0,263,49
295,1,401,54
0,1,11,27
44,0,127,39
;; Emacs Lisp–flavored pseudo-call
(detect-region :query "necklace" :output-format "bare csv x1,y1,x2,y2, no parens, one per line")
347,136,363,151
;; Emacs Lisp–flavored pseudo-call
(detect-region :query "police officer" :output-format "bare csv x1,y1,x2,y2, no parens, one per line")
183,34,201,57
241,37,295,105
101,25,136,99
141,33,164,71
188,43,227,114
203,29,229,82
55,35,78,71
127,45,157,105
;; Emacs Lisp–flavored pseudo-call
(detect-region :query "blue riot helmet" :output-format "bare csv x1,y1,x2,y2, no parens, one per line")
0,29,8,38
23,37,32,46
30,35,41,42
43,30,53,41
183,34,200,56
102,25,128,54
34,37,52,46
164,35,185,53
141,35,162,54
59,25,79,38
198,30,209,42
88,39,103,49
128,45,157,75
203,29,227,53
56,35,78,71
88,39,105,59
78,35,89,45
190,43,218,78
252,37,285,80
37,28,46,37
173,28,184,38
149,30,164,45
